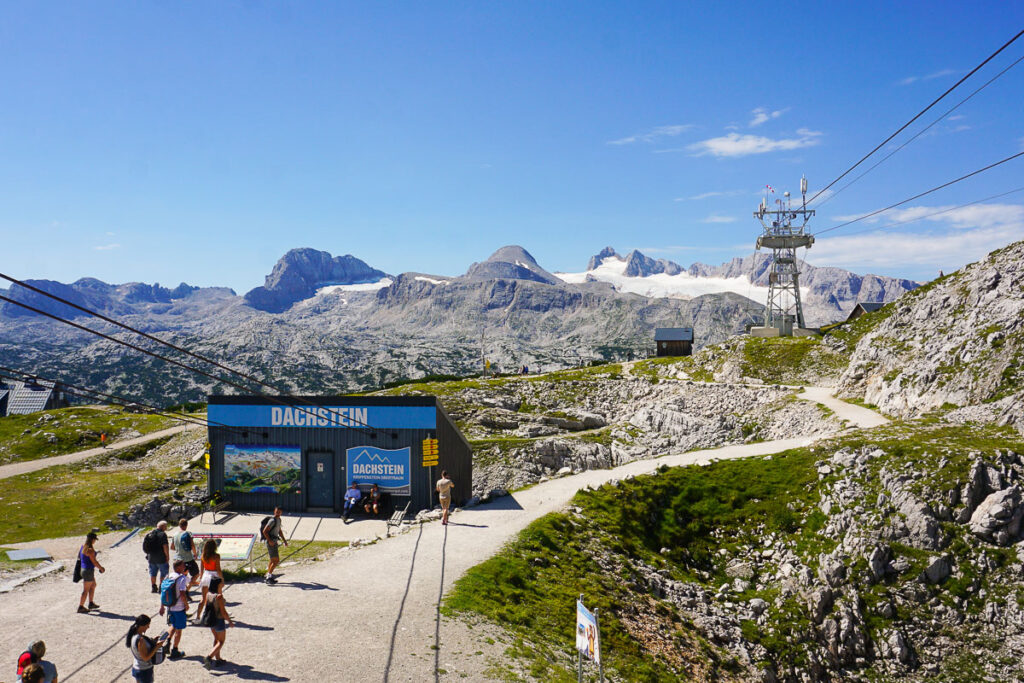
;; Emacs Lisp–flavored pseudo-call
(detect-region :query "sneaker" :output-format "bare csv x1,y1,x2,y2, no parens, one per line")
77,606,89,614
88,602,100,610
151,585,159,594
170,649,185,660
203,656,213,669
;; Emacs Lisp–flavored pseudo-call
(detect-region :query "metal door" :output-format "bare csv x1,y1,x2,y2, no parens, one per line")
306,451,334,508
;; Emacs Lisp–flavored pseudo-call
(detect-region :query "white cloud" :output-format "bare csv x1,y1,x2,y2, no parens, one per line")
749,107,789,127
683,190,746,201
898,68,960,86
809,202,1024,274
94,243,121,251
702,214,737,223
608,124,695,145
688,129,823,158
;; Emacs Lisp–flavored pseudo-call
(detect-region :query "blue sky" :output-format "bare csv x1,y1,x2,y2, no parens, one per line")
1,1,1023,292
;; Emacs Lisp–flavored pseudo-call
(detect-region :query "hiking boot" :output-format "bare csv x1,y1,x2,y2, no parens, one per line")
151,585,159,594
77,605,89,614
265,576,277,584
88,602,100,610
170,648,185,660
203,656,213,669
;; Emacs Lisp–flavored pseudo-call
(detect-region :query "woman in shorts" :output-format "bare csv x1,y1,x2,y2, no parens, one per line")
196,539,222,622
203,577,234,669
77,532,105,613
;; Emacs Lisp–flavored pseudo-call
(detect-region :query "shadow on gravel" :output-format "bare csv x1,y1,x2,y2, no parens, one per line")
91,611,136,622
383,523,424,683
281,580,338,591
445,521,487,528
233,620,274,631
466,495,523,511
212,662,290,681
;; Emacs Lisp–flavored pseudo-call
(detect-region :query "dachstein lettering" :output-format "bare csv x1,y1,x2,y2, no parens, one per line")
351,463,405,475
270,407,369,427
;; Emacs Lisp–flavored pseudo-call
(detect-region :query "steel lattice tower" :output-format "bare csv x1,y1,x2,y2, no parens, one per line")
754,177,815,335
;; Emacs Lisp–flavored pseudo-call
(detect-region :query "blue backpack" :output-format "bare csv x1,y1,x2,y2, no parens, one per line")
159,576,178,607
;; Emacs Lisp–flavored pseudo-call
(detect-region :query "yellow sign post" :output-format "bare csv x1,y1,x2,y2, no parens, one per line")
422,437,439,467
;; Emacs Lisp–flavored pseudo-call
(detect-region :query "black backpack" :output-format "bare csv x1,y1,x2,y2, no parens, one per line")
142,529,160,557
259,516,274,542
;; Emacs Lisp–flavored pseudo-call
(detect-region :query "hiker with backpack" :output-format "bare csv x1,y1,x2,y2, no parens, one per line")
170,519,199,588
261,507,288,584
76,531,104,614
158,559,190,659
143,521,170,594
126,614,168,682
200,577,234,669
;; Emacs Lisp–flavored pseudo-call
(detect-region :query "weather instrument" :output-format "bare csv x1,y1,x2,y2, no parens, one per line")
753,176,814,336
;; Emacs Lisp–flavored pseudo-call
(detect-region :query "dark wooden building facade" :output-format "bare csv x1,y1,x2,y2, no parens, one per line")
654,328,694,357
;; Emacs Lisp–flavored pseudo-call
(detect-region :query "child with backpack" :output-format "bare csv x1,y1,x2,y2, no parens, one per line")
158,559,190,659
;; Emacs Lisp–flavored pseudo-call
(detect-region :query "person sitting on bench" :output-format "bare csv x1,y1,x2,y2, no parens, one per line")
363,484,383,516
342,481,362,519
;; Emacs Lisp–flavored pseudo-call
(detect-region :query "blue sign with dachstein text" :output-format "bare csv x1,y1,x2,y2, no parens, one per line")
345,446,411,494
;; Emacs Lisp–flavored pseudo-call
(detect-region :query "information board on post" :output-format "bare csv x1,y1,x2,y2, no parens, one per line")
190,533,258,563
576,598,601,665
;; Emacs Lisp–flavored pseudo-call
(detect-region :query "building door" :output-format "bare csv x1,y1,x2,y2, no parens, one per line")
307,451,334,508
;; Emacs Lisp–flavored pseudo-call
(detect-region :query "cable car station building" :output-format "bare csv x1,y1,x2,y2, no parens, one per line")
206,395,472,515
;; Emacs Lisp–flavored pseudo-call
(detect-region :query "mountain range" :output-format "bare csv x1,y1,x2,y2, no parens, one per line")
0,245,918,403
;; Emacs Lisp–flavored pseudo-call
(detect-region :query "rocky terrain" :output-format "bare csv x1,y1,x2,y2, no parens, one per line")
0,244,915,406
836,240,1024,430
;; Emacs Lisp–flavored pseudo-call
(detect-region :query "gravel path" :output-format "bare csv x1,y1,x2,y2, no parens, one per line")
0,424,201,480
0,389,883,682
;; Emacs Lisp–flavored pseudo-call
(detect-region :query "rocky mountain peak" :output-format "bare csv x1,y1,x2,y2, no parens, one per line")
243,248,388,313
623,249,684,277
463,245,561,285
586,246,619,271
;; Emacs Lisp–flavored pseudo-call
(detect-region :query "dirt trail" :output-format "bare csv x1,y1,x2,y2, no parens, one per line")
0,424,200,480
0,388,884,682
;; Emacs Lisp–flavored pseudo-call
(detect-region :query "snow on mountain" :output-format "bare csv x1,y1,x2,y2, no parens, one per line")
556,252,783,301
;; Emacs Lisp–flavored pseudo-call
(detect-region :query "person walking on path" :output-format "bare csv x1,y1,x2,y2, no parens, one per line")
436,471,454,526
202,577,234,669
77,532,104,613
126,614,167,683
195,538,223,623
100,432,107,448
170,519,199,588
145,521,170,594
262,507,288,584
16,640,57,683
159,559,190,659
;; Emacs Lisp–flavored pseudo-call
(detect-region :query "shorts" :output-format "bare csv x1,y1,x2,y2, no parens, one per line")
81,568,96,582
211,617,227,632
183,560,199,577
167,609,187,630
148,561,169,579
267,542,280,560
439,496,451,508
200,570,222,589
131,668,154,683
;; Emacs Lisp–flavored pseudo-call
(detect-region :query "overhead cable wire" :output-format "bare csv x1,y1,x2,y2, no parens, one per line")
816,150,1024,235
819,185,1024,238
0,363,254,438
807,28,1024,205
813,51,1024,209
0,293,380,434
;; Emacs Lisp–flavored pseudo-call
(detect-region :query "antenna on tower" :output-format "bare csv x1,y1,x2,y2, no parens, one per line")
751,177,815,337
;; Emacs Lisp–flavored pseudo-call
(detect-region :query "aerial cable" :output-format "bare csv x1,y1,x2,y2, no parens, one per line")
813,51,1024,209
0,272,287,394
807,28,1024,205
0,293,380,434
0,364,255,439
816,149,1024,235
821,185,1024,238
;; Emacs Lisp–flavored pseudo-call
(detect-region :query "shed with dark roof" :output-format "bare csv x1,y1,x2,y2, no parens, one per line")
2,380,66,416
654,327,694,357
846,302,886,323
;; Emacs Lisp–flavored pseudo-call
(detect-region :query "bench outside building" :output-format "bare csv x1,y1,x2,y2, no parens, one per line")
205,395,472,518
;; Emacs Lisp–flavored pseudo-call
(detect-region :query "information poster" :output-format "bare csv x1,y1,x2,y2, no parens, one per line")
224,444,301,494
576,600,601,664
190,533,257,562
345,446,411,494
